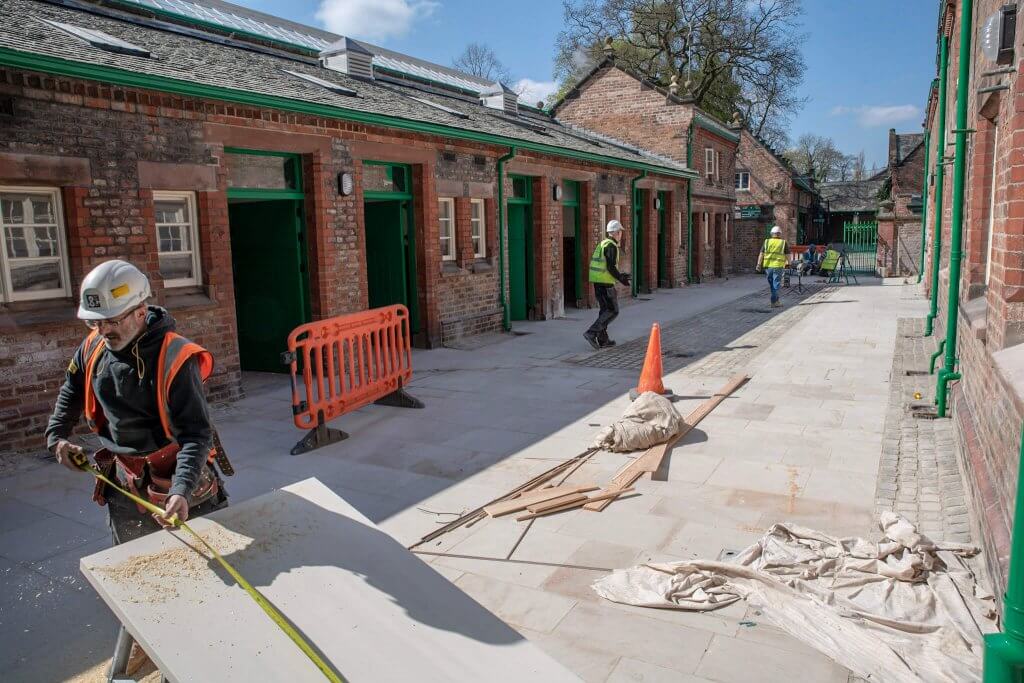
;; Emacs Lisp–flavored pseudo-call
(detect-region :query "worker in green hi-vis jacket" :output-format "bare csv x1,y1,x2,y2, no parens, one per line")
584,220,632,350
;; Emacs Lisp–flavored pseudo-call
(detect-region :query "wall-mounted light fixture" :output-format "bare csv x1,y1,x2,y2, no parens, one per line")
654,197,662,210
553,183,563,201
338,171,353,196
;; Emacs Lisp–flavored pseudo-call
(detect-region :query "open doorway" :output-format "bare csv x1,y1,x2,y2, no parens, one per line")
714,213,724,278
507,175,534,320
657,191,668,287
561,180,582,309
228,199,310,373
362,162,420,335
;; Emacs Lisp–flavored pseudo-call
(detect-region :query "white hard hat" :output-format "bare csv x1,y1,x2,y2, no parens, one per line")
606,220,624,234
770,225,782,235
77,260,151,321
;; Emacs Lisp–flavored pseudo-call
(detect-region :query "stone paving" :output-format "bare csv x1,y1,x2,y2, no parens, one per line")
0,276,966,683
573,284,832,376
874,318,971,543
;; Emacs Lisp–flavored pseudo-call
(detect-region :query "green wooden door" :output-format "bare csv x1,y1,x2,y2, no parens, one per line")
657,192,667,287
365,200,408,310
508,203,531,320
634,199,645,292
229,200,309,373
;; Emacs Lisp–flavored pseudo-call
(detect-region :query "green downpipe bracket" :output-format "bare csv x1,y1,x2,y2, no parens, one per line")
984,425,1024,682
686,122,695,284
929,338,946,374
926,36,950,336
935,0,973,418
631,170,647,297
497,147,517,331
917,128,930,283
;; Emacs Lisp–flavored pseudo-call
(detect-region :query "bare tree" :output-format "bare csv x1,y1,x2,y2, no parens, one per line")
784,134,849,183
852,150,866,181
452,43,512,84
556,0,806,142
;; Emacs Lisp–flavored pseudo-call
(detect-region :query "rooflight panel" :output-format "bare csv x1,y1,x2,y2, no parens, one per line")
42,19,151,58
410,96,469,119
283,70,358,96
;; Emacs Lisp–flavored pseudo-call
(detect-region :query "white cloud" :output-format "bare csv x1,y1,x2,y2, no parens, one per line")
315,0,439,41
514,78,559,107
830,104,920,128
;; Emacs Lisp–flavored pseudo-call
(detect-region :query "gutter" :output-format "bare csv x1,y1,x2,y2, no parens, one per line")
496,147,517,331
935,0,973,417
925,35,950,338
631,170,647,297
0,47,698,181
687,121,695,283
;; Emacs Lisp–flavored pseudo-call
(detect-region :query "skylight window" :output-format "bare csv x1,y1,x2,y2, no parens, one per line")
282,70,358,97
409,96,469,119
41,19,151,58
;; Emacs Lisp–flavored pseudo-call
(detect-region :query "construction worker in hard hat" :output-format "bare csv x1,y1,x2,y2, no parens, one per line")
757,225,789,308
584,219,632,349
45,260,233,675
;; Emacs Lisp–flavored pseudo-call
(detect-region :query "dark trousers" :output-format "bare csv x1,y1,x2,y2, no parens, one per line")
586,284,619,343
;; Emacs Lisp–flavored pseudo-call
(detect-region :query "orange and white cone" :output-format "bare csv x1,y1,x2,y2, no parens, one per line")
630,323,672,399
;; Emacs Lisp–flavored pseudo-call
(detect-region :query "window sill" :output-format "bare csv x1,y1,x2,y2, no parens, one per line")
470,259,493,273
163,287,219,312
0,298,78,332
441,262,464,277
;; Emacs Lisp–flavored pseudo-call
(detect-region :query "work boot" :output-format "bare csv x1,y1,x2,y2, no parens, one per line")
583,332,601,350
772,301,783,308
599,339,617,348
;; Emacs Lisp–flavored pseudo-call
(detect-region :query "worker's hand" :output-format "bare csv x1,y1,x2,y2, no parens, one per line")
156,494,188,528
53,440,87,472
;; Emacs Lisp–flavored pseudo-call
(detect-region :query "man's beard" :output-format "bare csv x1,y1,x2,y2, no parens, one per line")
102,333,132,351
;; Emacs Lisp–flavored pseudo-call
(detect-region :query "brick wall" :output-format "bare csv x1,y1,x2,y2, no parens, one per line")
918,0,1024,603
0,66,686,453
736,130,802,244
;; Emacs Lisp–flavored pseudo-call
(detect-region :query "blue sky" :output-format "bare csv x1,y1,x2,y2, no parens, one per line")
233,0,938,167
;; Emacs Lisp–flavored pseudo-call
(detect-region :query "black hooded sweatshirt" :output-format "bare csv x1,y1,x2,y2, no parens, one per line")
45,306,213,500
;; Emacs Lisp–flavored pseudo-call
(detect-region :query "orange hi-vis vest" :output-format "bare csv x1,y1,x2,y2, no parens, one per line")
81,329,214,442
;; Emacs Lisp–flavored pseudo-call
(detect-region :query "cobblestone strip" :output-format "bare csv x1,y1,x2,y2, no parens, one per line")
572,284,835,376
876,318,971,543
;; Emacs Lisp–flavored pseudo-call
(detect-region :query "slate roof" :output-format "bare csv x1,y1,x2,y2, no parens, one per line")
895,132,925,165
818,178,885,213
0,0,693,175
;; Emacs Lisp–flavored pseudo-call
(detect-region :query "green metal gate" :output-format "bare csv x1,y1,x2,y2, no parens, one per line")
843,221,878,273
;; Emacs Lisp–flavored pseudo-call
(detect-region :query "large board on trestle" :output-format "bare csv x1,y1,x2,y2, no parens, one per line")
80,478,580,683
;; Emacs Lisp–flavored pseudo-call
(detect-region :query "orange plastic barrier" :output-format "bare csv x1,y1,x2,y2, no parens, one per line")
284,304,423,454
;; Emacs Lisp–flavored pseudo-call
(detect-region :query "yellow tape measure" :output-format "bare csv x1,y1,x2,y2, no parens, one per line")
70,451,345,683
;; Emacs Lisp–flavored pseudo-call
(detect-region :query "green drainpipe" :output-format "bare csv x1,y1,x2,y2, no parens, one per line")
917,128,930,284
984,425,1024,682
631,170,647,297
497,146,517,331
925,36,950,337
935,0,972,418
687,122,695,284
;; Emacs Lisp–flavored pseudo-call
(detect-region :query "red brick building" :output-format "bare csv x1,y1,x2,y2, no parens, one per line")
0,0,695,453
876,129,926,277
920,0,1024,598
552,58,739,285
733,130,820,269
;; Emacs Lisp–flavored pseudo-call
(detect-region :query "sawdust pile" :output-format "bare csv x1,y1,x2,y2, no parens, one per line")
90,526,255,604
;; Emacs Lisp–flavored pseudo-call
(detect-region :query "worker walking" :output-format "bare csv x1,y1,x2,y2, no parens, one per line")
45,259,231,676
757,225,789,308
584,220,632,349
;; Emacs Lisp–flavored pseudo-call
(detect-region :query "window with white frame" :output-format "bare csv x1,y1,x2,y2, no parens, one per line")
600,204,607,233
705,148,714,180
714,150,721,182
735,171,750,190
470,198,486,258
438,197,456,261
0,187,71,302
613,205,622,223
154,191,201,287
985,122,999,286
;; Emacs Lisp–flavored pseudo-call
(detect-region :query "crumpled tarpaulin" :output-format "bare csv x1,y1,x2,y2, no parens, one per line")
591,392,682,452
593,513,997,683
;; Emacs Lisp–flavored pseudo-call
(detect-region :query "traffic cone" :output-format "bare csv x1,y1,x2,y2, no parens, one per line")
631,323,670,398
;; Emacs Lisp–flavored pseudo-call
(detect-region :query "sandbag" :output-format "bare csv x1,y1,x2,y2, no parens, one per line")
591,392,683,452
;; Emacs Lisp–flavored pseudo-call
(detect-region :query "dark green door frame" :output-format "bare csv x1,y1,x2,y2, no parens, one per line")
507,175,534,320
657,191,668,287
362,161,420,334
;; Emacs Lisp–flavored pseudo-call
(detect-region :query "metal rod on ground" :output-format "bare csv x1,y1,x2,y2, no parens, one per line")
408,448,598,549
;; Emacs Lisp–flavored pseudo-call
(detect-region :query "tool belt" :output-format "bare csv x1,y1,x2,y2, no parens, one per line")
92,437,231,514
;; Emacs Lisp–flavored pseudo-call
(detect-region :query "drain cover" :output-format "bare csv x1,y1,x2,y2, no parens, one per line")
908,403,938,419
904,370,929,376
